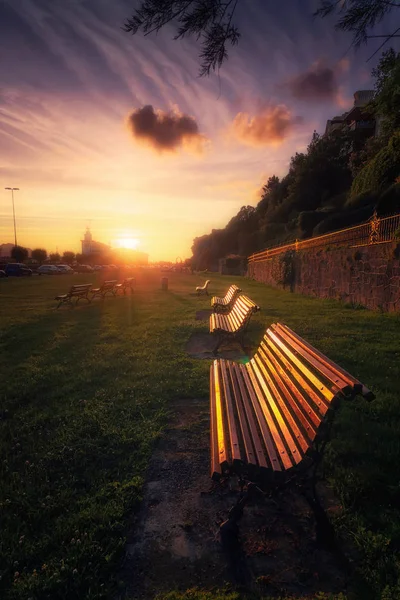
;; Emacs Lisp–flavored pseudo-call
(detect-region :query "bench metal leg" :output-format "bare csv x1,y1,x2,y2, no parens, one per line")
213,333,225,356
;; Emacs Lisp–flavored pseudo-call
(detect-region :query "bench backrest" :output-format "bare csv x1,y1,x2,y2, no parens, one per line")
123,277,135,285
102,280,117,289
228,294,260,332
210,321,374,480
224,285,241,302
69,284,92,295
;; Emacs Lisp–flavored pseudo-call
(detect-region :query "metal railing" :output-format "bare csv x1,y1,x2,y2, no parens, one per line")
248,212,400,263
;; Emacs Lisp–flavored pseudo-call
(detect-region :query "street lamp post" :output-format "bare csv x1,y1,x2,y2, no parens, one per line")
5,187,19,247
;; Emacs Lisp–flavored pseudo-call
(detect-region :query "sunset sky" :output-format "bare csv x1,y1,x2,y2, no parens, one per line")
1,0,399,261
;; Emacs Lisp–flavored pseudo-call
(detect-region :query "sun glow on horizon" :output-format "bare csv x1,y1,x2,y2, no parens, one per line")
115,237,140,250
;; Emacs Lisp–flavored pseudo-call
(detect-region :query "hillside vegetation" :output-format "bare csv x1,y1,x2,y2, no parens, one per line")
192,50,400,270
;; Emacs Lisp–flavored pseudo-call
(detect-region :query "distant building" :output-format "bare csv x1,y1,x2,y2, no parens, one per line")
80,228,149,265
325,90,376,137
81,228,110,257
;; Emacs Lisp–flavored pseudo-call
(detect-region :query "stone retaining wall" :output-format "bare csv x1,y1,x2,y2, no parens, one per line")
247,242,400,312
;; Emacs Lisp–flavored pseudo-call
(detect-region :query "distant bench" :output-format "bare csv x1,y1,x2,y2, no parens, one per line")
115,277,135,295
210,322,374,482
211,284,241,313
55,284,92,309
196,280,210,296
91,280,118,300
210,294,260,353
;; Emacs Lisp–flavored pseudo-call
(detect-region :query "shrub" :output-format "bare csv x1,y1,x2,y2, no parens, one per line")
376,183,400,216
345,190,379,211
313,204,375,236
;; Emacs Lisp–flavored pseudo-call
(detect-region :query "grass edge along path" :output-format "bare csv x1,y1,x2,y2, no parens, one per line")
0,271,400,599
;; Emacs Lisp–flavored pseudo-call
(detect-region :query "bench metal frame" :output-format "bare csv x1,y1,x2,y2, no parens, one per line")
55,284,92,309
91,280,118,300
115,277,135,295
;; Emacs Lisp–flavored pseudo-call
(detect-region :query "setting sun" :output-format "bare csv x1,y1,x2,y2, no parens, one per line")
115,237,140,250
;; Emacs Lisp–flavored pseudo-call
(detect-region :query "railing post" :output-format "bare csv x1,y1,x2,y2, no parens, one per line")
369,210,380,245
295,239,299,252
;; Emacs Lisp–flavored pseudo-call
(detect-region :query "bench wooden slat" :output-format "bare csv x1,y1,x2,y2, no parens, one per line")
210,364,222,480
212,361,229,471
246,361,291,470
277,323,374,400
271,324,352,396
210,322,374,480
236,364,269,470
259,342,319,437
228,363,258,468
266,330,336,405
255,351,310,455
241,364,282,473
220,360,242,465
263,337,330,416
250,359,299,469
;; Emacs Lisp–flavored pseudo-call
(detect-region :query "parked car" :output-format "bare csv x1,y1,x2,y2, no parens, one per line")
5,263,33,277
76,264,94,273
38,265,59,275
57,264,74,274
0,270,6,278
93,265,103,271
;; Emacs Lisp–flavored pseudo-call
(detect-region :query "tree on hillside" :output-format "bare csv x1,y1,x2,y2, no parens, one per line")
49,252,60,263
372,48,400,137
62,251,75,264
124,0,400,73
11,245,28,262
31,248,47,263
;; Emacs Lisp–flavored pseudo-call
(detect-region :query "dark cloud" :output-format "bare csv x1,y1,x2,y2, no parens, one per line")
231,104,303,147
285,60,349,102
127,105,207,153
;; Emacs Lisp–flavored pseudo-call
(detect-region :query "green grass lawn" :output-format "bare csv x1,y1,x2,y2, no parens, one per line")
0,271,399,600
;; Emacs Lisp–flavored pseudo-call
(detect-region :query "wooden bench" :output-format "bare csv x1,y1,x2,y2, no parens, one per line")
115,277,135,295
210,294,260,353
210,322,374,482
55,284,92,309
211,285,241,313
91,280,117,300
196,280,210,295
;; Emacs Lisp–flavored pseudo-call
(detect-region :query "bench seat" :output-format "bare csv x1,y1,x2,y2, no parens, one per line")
210,322,374,481
211,285,241,313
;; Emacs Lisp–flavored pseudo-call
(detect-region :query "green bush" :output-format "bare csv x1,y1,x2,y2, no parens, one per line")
376,183,400,216
345,190,379,211
350,132,400,198
313,204,375,236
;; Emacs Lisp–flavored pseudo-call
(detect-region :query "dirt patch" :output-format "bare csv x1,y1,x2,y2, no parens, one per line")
185,332,248,361
122,399,349,599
